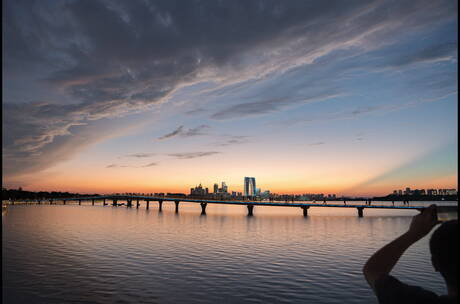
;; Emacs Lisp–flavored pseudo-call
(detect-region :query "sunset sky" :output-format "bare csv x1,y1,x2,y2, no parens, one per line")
3,0,458,196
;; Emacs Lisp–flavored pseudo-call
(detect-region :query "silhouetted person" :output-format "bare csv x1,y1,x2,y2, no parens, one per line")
363,205,457,303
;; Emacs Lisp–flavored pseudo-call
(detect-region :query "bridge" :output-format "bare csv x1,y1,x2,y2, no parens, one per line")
37,195,458,217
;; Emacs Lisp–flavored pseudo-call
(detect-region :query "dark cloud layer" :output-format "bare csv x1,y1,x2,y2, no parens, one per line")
3,0,457,178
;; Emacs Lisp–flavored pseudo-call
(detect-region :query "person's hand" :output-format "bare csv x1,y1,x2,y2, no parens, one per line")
407,204,440,241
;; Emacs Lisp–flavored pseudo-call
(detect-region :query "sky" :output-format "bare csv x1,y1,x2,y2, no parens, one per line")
2,0,458,196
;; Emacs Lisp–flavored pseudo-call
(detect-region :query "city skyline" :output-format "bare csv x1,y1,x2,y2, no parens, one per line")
3,1,458,196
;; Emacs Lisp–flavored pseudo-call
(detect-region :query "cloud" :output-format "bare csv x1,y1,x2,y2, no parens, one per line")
167,152,221,159
385,42,457,69
157,124,210,140
308,142,325,146
141,162,157,167
276,90,457,128
2,112,145,178
212,135,251,147
351,106,382,115
105,162,157,168
122,153,156,158
3,0,457,180
182,125,211,137
185,108,207,115
157,126,184,140
211,92,342,120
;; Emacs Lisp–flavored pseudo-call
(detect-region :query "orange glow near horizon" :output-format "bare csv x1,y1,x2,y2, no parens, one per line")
10,168,457,197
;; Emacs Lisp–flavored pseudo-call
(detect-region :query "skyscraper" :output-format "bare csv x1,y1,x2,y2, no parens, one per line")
405,187,411,195
244,177,256,197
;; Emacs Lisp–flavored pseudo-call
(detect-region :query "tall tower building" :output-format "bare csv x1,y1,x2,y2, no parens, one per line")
244,177,256,197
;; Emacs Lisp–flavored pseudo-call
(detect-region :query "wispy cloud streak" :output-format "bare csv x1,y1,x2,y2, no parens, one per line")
167,152,220,159
157,126,184,140
157,125,210,140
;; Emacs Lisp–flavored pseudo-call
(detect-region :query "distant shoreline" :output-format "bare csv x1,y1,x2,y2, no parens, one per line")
2,188,457,202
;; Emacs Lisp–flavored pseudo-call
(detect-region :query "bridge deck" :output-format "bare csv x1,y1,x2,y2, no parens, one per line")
53,195,458,210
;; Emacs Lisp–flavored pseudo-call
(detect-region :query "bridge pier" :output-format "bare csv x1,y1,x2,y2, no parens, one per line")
112,200,117,206
78,200,81,205
301,206,310,217
127,200,132,208
175,201,180,213
146,200,150,210
49,200,53,205
200,203,207,215
63,200,66,205
158,200,163,211
357,207,364,217
92,199,95,206
247,205,254,216
38,200,41,205
136,200,140,208
103,199,107,206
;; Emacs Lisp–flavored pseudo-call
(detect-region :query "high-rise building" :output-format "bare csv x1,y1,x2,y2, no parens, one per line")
244,177,256,197
405,187,411,195
190,184,206,196
398,190,403,196
213,183,219,194
222,182,228,193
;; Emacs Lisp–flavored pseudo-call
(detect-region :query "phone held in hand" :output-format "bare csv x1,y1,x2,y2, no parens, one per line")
436,205,458,222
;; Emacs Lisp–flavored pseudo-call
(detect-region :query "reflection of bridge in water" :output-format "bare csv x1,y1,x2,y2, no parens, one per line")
42,195,458,217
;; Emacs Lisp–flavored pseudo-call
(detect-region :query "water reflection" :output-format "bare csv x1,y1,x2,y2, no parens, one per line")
3,203,454,304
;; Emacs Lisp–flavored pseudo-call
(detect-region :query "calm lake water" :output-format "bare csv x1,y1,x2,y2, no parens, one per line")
2,201,457,303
